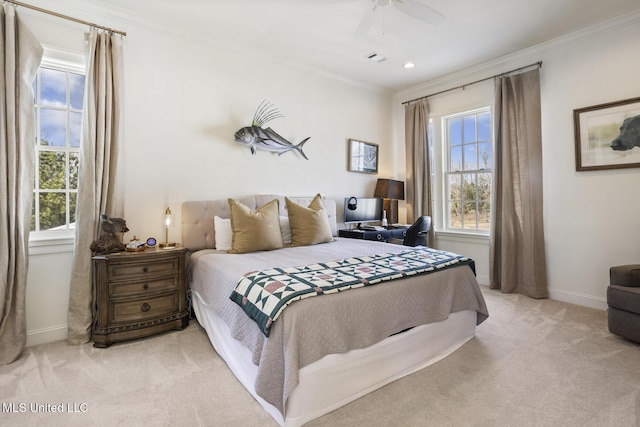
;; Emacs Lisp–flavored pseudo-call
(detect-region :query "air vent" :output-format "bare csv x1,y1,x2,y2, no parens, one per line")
366,52,386,63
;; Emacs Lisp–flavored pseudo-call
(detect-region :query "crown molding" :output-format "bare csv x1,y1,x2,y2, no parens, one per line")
23,0,639,99
36,0,390,95
396,8,640,103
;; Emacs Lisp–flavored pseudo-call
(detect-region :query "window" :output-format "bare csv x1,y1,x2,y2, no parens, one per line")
444,108,492,232
32,59,85,236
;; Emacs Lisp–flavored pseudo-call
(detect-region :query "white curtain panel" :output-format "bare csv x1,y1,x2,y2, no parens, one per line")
68,30,124,344
0,5,43,365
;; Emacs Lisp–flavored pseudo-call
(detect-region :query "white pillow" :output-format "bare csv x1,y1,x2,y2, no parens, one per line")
280,216,292,245
214,216,232,251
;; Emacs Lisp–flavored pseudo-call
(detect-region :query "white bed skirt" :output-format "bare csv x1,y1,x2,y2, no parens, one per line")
191,290,477,427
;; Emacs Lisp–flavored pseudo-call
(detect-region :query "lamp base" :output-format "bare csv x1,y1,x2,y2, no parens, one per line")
382,199,399,226
159,242,176,249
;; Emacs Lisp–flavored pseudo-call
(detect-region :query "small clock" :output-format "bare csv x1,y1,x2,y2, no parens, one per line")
146,237,157,248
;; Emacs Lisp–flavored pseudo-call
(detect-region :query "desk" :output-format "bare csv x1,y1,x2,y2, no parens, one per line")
338,227,407,243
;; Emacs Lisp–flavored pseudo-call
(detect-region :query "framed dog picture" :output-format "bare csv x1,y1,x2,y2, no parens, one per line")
574,97,640,171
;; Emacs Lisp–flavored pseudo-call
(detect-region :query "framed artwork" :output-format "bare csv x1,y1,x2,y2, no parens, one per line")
348,139,378,174
574,97,640,171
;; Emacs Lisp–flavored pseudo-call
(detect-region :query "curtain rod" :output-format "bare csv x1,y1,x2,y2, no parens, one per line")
5,0,127,36
402,61,542,105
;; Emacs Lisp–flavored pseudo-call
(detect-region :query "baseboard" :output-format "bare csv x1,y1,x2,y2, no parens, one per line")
548,288,607,311
479,284,607,311
26,324,68,347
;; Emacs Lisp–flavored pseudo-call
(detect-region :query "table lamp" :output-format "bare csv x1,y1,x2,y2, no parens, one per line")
373,178,405,226
159,207,176,249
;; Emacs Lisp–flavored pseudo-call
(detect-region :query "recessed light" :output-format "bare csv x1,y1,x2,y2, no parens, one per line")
404,62,415,69
366,52,387,63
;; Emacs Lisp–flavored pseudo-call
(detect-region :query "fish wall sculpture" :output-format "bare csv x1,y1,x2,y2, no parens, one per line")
234,101,310,159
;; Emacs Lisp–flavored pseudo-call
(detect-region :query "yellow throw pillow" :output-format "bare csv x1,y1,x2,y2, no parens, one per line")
228,198,283,253
285,194,333,246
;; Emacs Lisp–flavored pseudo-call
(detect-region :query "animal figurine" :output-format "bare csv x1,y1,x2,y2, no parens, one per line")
610,114,640,151
234,100,310,159
90,214,129,254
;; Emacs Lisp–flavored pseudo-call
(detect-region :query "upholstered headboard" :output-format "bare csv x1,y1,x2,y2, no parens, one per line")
181,194,338,251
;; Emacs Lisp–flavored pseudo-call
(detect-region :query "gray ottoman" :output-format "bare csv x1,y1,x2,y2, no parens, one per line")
607,265,640,344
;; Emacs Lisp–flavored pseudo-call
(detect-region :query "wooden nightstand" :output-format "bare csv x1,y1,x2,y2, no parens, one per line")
92,246,189,348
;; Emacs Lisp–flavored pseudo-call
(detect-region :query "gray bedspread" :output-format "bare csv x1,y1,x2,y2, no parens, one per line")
189,238,488,415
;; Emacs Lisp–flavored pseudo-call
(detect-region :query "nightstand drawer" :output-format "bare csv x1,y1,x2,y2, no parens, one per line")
108,258,178,279
110,293,179,324
109,276,178,298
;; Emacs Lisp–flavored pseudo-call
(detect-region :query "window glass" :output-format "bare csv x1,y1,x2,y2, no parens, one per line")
478,111,491,141
463,144,477,171
463,116,476,143
69,152,79,189
478,142,492,170
40,109,67,146
450,145,462,171
33,62,84,234
444,108,492,233
39,151,65,189
449,118,462,145
70,111,82,147
69,73,85,110
39,192,67,229
40,68,66,107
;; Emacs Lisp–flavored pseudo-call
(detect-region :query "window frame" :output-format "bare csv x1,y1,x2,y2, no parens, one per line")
30,49,85,251
442,106,493,235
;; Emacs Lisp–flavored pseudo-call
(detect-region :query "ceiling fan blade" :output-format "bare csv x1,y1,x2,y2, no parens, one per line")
355,5,378,37
392,0,445,25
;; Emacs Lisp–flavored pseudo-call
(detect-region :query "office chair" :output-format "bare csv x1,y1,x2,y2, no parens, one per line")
402,216,431,247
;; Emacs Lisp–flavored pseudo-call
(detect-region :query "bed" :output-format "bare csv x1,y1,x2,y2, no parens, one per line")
182,194,488,426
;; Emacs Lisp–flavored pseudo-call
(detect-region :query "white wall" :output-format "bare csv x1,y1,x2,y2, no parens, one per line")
540,17,640,308
119,30,394,242
395,11,640,309
20,1,393,345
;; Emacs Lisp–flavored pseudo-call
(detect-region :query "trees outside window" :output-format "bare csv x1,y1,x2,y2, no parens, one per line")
444,108,492,232
32,65,84,233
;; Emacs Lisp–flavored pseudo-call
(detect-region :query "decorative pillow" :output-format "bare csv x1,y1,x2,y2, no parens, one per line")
279,216,292,245
213,216,232,251
228,198,283,254
285,194,333,246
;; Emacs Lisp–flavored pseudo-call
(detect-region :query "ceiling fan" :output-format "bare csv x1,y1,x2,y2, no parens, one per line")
355,0,445,36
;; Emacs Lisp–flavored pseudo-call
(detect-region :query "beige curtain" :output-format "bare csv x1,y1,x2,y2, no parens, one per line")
404,99,434,246
68,30,124,344
0,6,43,365
490,69,548,298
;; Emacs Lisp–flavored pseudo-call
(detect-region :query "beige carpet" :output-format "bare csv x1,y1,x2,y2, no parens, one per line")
1,287,639,427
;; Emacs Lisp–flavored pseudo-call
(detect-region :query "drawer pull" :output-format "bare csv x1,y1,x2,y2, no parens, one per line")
143,284,149,290
141,303,151,312
142,267,148,273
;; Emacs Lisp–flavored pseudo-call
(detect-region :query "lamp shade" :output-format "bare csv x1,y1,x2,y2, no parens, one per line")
374,179,405,200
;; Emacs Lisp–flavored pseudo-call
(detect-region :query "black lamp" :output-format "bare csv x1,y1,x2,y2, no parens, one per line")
373,178,405,226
